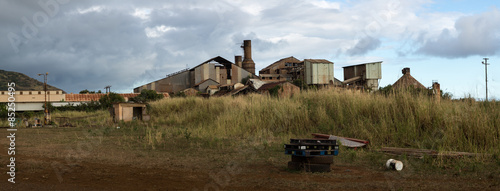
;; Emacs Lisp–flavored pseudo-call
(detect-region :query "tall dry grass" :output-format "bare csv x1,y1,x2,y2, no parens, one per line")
146,88,500,156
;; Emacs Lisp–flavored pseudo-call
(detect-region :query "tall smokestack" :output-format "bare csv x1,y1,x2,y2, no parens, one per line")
241,40,255,75
235,55,242,68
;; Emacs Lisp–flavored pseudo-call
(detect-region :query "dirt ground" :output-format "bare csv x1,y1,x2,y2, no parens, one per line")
1,128,499,191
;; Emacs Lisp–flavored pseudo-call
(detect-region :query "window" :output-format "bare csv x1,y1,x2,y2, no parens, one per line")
1,92,4,95
56,91,59,94
20,92,23,95
29,92,32,95
38,91,41,94
47,92,50,94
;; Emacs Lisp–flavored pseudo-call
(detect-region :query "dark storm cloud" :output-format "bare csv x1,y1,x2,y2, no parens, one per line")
0,0,259,93
346,36,382,56
417,8,500,58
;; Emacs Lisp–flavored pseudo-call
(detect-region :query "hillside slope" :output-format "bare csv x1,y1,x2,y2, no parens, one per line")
0,70,63,91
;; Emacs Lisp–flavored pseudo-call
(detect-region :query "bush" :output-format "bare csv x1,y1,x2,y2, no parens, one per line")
130,89,164,103
99,93,125,109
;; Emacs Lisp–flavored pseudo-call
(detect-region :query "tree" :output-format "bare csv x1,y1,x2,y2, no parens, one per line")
79,89,90,94
99,92,125,109
292,79,308,90
131,89,164,103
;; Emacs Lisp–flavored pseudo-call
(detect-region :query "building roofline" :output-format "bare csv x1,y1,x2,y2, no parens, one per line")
342,61,383,68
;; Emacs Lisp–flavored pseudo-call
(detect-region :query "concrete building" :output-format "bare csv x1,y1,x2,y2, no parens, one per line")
112,103,148,122
0,90,64,111
343,61,382,89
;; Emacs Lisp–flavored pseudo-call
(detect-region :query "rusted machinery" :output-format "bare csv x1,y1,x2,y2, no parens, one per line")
284,139,339,172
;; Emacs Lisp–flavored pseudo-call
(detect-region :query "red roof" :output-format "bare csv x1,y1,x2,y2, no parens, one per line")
65,93,139,102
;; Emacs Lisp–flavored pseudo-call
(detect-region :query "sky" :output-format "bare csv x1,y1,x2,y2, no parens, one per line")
1,0,499,100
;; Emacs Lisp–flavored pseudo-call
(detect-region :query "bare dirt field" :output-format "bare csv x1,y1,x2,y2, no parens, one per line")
1,127,499,190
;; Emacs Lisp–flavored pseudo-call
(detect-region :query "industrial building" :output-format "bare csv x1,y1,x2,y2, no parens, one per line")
342,61,382,90
259,57,339,86
134,40,257,94
259,56,302,82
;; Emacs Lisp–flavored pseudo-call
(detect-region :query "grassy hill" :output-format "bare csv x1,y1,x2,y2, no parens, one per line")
0,69,63,91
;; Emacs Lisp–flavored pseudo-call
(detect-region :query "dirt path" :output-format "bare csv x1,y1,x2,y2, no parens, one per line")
1,153,498,190
1,128,499,190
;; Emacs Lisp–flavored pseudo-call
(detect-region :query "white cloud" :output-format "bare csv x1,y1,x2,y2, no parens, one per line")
145,25,177,38
77,6,104,14
417,8,500,58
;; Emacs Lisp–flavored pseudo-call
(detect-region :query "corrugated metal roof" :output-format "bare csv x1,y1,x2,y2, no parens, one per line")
248,79,268,90
342,61,383,68
193,78,219,87
303,59,333,64
260,56,301,71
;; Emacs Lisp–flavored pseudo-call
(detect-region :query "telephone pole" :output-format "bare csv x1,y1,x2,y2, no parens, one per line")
482,58,489,101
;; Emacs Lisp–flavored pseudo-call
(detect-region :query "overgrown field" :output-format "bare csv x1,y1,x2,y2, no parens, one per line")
4,88,499,174
146,88,500,158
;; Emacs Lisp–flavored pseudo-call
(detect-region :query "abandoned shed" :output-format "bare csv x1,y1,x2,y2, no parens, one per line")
112,103,148,122
392,68,426,90
193,79,219,92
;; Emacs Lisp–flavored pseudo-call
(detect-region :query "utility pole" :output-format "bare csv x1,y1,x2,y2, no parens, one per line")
482,58,489,102
105,85,111,94
38,72,49,125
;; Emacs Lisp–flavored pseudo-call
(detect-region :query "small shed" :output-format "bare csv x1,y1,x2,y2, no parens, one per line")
112,103,148,122
193,79,219,93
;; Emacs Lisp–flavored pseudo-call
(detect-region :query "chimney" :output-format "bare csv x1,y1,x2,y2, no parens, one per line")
235,55,242,68
241,40,255,75
402,68,410,75
433,81,441,103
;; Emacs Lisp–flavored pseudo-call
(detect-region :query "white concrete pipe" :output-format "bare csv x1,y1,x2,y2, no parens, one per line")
386,159,403,171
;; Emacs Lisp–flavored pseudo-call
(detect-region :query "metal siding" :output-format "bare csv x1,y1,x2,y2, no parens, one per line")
366,62,382,79
305,61,312,84
215,67,220,83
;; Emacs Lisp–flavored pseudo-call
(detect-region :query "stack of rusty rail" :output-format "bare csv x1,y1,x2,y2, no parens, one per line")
285,138,339,172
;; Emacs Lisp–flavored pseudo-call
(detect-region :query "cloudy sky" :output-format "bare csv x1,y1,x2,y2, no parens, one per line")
1,0,499,99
